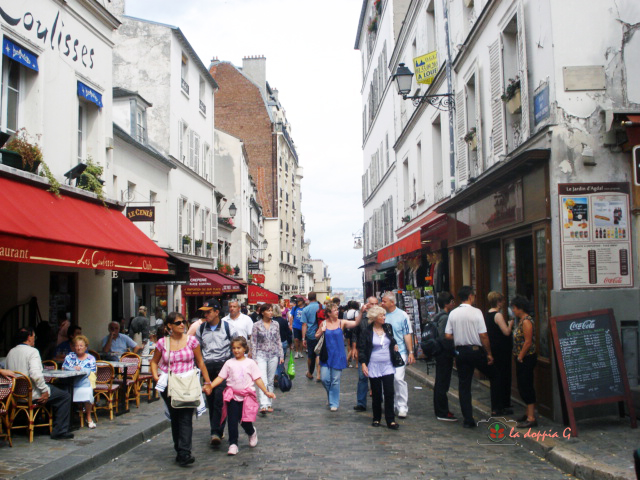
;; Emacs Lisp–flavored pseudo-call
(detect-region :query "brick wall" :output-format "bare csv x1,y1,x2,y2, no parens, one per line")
210,62,276,217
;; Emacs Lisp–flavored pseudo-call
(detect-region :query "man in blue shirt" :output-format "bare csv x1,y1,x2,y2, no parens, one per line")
101,321,141,360
289,297,306,358
381,293,415,418
301,292,321,380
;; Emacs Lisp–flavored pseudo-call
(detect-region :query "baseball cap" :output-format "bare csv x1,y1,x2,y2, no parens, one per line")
198,298,221,311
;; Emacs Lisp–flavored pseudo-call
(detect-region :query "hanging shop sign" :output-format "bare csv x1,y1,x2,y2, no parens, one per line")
559,183,632,289
413,51,438,85
126,206,155,222
252,273,265,284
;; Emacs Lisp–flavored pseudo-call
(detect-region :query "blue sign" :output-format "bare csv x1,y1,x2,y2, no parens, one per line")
534,85,550,125
2,37,38,72
77,81,103,108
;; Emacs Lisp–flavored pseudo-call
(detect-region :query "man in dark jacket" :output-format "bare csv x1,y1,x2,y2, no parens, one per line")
433,292,457,422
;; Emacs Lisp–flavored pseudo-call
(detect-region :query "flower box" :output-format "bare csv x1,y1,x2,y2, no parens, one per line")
506,89,522,114
0,149,39,173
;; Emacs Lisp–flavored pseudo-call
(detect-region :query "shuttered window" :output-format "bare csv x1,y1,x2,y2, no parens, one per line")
455,89,468,186
489,38,505,163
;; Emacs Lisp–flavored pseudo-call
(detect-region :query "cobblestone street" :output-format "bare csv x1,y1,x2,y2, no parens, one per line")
78,358,573,480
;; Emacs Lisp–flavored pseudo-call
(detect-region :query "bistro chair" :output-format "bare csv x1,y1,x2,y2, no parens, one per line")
0,373,14,447
42,360,57,384
9,373,52,442
137,349,156,402
93,362,119,420
88,350,101,361
119,353,142,408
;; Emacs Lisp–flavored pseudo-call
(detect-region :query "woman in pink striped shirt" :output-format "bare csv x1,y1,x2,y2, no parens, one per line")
151,312,212,467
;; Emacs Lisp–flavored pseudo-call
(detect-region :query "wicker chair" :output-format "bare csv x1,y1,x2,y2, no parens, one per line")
118,353,142,408
137,349,155,402
93,362,119,420
0,373,14,447
88,350,101,361
9,373,53,442
41,360,57,384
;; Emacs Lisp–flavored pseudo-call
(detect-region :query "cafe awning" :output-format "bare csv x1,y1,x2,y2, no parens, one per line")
247,285,280,305
376,231,422,263
0,177,168,273
182,268,244,296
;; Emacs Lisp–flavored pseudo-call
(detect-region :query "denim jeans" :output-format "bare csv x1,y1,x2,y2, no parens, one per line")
256,356,278,408
276,341,288,376
320,365,342,408
356,362,368,408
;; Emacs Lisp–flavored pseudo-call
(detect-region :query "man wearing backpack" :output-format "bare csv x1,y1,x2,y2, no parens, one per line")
195,298,232,447
433,292,458,422
301,292,321,380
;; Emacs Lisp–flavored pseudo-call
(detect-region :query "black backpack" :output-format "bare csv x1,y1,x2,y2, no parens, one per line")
420,321,442,362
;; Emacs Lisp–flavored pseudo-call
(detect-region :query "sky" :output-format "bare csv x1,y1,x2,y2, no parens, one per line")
125,0,366,290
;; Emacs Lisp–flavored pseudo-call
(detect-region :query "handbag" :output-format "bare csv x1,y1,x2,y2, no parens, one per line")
88,371,97,389
166,337,201,409
391,350,405,368
278,371,292,392
286,350,296,379
314,333,325,355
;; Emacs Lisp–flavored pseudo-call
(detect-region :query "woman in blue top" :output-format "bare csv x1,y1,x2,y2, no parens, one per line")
62,335,97,428
315,304,361,410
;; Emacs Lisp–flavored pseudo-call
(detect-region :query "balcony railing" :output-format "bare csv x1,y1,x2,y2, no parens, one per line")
181,78,189,95
199,100,206,114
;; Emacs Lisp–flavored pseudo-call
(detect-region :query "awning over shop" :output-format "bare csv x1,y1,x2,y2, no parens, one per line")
182,269,244,296
0,177,168,273
377,231,421,263
2,37,38,72
247,285,280,304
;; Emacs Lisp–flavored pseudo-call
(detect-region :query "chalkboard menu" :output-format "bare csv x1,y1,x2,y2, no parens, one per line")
551,309,636,436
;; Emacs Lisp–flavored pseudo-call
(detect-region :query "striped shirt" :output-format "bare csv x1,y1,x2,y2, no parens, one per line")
156,335,199,374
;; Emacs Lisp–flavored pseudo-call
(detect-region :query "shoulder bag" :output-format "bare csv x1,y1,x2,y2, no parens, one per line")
314,332,325,355
166,336,201,409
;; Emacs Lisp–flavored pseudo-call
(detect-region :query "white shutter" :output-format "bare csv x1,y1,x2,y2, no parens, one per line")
455,89,468,187
189,130,195,168
194,133,200,174
475,71,483,173
389,196,393,235
489,38,506,162
177,198,183,248
187,202,192,253
178,121,184,162
517,0,530,142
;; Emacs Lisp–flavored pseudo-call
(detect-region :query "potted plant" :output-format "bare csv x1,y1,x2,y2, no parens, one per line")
464,127,478,151
182,235,191,245
2,128,42,173
402,214,411,223
501,77,521,114
234,265,240,276
368,15,378,33
195,239,203,249
77,157,105,199
374,0,382,14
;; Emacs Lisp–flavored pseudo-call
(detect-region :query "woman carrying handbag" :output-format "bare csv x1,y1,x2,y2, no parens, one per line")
151,312,213,467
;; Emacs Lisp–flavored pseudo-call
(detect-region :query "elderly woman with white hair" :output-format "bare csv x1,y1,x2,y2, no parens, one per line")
357,305,401,430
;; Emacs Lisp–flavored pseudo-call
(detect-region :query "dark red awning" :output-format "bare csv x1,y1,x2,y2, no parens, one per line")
182,269,244,296
377,230,422,263
247,285,279,304
0,177,168,273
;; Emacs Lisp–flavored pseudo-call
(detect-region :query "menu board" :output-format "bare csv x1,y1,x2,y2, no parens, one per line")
559,183,632,288
551,309,636,436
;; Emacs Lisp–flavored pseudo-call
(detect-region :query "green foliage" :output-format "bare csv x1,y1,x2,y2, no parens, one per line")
77,157,104,199
501,77,521,102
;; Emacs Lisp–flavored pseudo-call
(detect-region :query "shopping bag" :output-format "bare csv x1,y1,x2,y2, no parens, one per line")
286,350,296,379
278,371,292,392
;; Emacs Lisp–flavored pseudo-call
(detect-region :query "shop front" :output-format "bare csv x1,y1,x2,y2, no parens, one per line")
180,268,245,320
438,149,553,417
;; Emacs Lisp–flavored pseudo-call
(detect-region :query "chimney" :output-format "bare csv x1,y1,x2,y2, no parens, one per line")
242,55,267,100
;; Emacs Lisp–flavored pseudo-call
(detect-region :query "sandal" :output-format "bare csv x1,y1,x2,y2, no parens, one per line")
305,373,313,380
260,408,267,415
387,422,400,430
266,407,274,413
371,421,381,427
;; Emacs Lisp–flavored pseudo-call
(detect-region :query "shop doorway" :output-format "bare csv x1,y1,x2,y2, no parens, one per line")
49,272,77,330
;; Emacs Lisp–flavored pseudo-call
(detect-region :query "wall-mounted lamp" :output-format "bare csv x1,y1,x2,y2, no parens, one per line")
228,202,237,218
393,63,454,111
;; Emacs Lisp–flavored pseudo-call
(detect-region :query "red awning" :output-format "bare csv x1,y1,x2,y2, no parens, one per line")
182,269,244,296
248,284,280,304
0,177,168,273
377,230,422,263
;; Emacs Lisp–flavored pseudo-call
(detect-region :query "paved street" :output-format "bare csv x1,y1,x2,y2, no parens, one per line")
77,358,573,480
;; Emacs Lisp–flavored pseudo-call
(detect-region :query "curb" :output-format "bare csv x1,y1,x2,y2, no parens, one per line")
14,414,170,480
405,365,633,480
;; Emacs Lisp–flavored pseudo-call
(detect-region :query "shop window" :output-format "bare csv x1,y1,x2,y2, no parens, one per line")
1,56,21,133
78,104,87,163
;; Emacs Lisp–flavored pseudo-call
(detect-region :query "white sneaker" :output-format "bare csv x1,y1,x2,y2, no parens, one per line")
398,410,408,418
228,444,238,455
248,428,258,447
87,420,96,429
330,407,338,412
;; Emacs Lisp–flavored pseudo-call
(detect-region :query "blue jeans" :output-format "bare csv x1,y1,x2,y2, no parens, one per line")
256,356,279,409
276,341,288,376
320,365,342,408
356,362,368,408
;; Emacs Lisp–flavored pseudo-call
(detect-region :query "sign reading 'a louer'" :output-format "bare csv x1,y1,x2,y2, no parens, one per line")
126,206,155,222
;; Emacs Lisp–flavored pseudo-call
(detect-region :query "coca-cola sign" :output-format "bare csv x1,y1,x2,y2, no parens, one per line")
569,320,596,331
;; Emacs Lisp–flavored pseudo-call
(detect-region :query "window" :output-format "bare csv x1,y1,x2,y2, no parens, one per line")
199,77,206,115
181,53,189,95
127,181,136,201
135,107,146,143
1,57,20,133
200,208,205,246
432,116,444,201
426,1,436,53
416,141,423,201
385,133,390,169
187,202,193,253
191,131,200,172
178,197,186,249
203,143,211,180
179,120,188,163
403,158,410,210
77,104,87,163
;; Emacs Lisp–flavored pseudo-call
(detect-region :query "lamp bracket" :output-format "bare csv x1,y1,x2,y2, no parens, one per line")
402,93,455,111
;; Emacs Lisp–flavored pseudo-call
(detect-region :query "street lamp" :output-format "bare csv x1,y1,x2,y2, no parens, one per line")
392,63,454,111
228,202,237,218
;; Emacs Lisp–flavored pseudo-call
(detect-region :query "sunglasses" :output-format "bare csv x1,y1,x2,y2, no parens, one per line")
170,320,187,326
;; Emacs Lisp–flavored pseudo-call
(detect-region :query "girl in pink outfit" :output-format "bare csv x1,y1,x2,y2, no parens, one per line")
211,336,275,456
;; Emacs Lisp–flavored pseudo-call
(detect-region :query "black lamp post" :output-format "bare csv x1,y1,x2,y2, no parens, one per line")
392,63,454,111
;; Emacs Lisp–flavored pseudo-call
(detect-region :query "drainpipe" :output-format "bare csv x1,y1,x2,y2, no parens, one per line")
442,0,456,192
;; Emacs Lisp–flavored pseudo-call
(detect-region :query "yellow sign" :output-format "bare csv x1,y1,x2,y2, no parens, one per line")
414,51,438,85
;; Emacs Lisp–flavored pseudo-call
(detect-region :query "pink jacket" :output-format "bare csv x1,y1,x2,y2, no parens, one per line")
220,386,259,423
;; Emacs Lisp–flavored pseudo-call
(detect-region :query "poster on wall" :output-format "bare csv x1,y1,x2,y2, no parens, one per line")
559,183,632,289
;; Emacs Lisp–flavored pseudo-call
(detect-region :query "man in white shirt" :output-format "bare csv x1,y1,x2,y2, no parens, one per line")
381,293,415,418
6,327,74,439
444,286,496,428
221,299,253,341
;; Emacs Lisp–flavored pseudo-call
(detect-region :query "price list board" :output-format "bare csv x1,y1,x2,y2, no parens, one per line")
551,309,636,436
